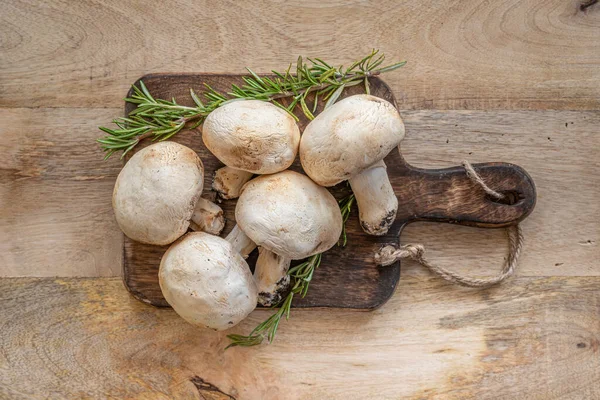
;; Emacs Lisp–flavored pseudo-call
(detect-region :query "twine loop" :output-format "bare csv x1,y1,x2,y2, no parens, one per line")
375,160,523,288
374,244,425,266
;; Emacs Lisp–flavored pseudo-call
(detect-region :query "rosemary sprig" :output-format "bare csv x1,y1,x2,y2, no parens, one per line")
97,82,224,160
338,193,355,247
226,193,356,349
226,254,321,349
98,50,406,159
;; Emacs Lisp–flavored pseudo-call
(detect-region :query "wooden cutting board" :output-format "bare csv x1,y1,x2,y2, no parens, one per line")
122,74,536,309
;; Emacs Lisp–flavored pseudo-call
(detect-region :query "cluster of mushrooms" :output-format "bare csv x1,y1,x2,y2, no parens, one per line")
112,94,405,331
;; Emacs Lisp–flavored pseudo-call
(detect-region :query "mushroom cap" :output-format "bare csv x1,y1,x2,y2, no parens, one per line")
202,100,300,174
236,171,343,259
159,232,258,331
112,141,203,246
299,94,405,187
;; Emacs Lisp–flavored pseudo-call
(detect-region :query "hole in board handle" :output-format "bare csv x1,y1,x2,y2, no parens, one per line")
486,191,522,206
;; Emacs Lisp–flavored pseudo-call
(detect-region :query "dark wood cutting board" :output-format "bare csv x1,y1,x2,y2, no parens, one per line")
122,74,536,309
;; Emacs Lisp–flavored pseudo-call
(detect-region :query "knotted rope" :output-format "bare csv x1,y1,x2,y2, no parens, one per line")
374,161,523,288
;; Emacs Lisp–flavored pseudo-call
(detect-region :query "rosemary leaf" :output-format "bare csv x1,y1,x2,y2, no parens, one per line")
246,68,265,87
314,58,333,69
190,89,204,107
138,81,155,102
338,193,355,247
343,80,363,88
300,93,314,120
272,100,299,121
296,56,303,80
376,61,407,73
325,84,345,109
312,91,319,113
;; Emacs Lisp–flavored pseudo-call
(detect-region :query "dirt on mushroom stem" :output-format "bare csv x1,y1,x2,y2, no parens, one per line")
299,94,405,236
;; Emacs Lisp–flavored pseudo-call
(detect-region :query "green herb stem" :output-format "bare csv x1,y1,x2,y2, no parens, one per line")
225,254,320,349
97,50,406,159
338,193,355,247
226,193,355,349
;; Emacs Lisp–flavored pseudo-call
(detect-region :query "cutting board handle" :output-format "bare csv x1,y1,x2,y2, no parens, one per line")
394,159,536,228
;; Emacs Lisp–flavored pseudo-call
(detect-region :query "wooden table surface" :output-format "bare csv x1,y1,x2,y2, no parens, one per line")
1,1,599,399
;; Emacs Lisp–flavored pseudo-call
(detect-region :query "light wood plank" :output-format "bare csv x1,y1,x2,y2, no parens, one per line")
1,108,597,278
1,277,598,399
0,108,123,277
1,0,599,110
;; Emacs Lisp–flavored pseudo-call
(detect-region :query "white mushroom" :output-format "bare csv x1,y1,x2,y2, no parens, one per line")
202,100,300,199
159,232,258,330
234,171,343,306
299,94,405,236
112,141,225,245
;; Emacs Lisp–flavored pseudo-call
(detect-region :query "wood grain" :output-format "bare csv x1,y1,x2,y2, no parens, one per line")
1,0,599,397
0,108,123,277
121,74,536,308
1,276,599,399
1,0,599,110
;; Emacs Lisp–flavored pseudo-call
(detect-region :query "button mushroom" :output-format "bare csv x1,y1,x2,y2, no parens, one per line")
202,100,300,199
159,232,258,330
299,94,405,236
234,170,343,306
112,141,225,245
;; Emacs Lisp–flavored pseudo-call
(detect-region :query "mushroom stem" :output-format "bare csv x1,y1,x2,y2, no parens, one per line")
189,197,225,236
254,248,291,307
348,160,398,236
212,166,254,199
225,224,257,258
